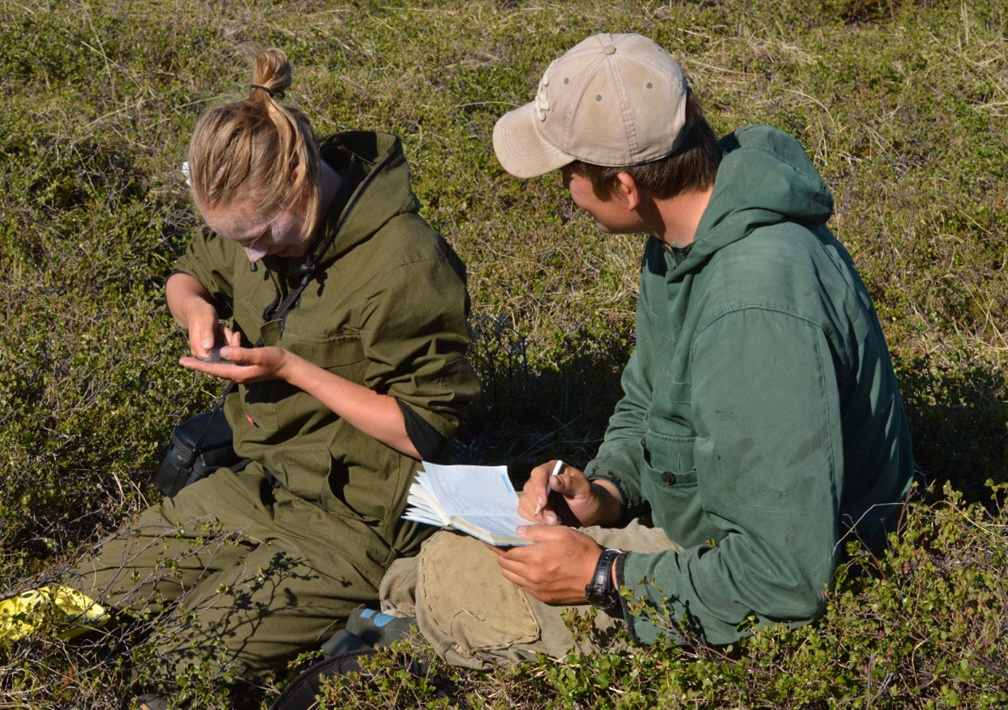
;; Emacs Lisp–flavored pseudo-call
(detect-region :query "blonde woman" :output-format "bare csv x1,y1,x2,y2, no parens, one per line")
62,49,478,685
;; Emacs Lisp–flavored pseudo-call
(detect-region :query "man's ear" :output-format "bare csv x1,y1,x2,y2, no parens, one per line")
614,172,642,210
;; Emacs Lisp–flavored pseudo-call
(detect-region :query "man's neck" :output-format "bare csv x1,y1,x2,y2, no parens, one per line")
639,185,714,248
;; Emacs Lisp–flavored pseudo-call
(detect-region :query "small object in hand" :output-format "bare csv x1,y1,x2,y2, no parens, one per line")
196,347,234,364
534,460,565,517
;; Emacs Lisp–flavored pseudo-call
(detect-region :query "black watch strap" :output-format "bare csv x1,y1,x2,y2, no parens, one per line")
585,548,623,614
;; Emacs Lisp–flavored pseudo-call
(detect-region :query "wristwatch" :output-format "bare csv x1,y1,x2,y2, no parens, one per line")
585,548,624,615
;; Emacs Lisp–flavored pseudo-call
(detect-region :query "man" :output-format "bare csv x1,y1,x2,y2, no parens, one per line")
380,32,913,668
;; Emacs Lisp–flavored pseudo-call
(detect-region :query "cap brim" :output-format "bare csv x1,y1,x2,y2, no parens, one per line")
493,102,575,179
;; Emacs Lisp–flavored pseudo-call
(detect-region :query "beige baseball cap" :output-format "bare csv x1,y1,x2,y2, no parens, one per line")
493,33,689,178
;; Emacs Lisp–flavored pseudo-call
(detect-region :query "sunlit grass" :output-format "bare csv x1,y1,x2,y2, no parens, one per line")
0,0,1005,706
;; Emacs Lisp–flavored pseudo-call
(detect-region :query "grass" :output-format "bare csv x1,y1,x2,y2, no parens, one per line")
0,0,1005,707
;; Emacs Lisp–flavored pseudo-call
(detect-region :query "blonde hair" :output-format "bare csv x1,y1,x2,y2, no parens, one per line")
187,49,322,243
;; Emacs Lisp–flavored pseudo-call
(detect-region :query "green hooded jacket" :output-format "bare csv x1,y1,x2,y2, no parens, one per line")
175,131,480,558
584,126,914,645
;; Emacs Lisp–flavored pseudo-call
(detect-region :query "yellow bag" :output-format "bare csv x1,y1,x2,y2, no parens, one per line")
0,585,107,641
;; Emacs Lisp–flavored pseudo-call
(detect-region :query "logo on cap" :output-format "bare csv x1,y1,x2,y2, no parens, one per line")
534,61,556,122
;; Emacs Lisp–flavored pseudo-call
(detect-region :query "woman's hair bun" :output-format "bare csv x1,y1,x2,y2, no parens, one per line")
251,48,293,100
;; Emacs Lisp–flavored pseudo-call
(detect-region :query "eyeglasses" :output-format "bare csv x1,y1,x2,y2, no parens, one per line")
235,225,271,252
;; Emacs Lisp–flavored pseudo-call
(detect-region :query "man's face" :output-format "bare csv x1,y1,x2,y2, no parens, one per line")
561,165,644,234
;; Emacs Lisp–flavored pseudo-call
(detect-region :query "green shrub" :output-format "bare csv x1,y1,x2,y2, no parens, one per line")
0,0,1005,707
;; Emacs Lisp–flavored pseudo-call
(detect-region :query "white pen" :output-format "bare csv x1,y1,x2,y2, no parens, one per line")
534,460,565,517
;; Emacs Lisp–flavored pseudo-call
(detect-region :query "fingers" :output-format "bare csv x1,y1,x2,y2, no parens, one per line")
497,557,531,582
526,461,555,501
482,541,507,557
518,523,583,544
183,299,220,358
212,346,290,385
539,460,564,519
497,564,526,589
494,528,601,604
223,326,242,348
517,494,560,525
516,497,539,523
493,525,582,562
180,356,260,384
518,460,596,526
189,320,215,359
548,465,591,498
179,356,229,377
519,460,565,524
517,490,557,524
218,345,281,374
218,344,254,365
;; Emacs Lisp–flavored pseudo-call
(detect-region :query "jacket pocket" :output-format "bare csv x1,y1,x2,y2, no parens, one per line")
239,319,288,432
646,380,693,433
640,430,704,541
240,381,287,432
289,333,366,374
242,331,367,434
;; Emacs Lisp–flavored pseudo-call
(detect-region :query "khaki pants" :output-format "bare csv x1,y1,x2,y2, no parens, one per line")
380,521,681,669
69,467,407,677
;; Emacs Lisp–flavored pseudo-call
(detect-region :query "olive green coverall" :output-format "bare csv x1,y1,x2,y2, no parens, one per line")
71,132,479,676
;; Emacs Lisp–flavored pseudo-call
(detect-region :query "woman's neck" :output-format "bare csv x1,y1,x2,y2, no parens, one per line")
318,159,342,219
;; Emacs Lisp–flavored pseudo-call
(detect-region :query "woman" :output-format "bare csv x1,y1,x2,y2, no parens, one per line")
69,48,479,681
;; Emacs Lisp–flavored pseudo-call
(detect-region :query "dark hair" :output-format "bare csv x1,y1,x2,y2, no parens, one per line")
569,89,722,200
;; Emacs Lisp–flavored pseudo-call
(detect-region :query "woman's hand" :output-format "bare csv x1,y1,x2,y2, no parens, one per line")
165,272,226,359
179,328,292,384
178,325,422,459
518,461,623,528
183,299,225,359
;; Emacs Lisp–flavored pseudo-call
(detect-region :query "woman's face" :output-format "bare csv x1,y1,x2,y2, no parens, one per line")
202,196,310,262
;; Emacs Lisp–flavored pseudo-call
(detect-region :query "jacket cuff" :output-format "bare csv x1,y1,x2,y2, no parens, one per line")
615,551,651,644
616,551,687,646
613,550,630,623
584,462,643,524
396,399,447,461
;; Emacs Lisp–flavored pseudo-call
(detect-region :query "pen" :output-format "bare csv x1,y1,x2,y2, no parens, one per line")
534,460,565,517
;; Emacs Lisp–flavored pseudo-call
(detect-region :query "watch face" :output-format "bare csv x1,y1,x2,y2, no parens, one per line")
586,587,620,612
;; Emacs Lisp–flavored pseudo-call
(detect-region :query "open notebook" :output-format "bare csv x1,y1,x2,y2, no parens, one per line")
402,462,532,546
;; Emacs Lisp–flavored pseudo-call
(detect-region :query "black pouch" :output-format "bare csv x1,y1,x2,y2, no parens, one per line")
156,409,244,497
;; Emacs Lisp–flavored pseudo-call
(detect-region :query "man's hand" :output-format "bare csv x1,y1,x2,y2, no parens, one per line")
180,330,292,385
518,460,623,527
488,526,603,604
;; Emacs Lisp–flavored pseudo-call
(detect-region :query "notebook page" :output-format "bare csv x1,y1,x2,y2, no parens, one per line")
419,462,526,522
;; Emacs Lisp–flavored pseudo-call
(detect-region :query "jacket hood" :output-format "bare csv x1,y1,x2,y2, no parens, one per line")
672,125,834,275
312,131,421,266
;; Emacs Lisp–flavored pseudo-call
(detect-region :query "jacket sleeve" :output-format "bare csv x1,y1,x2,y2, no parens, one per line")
172,228,236,320
582,253,659,514
619,309,843,645
583,344,651,514
359,254,480,442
